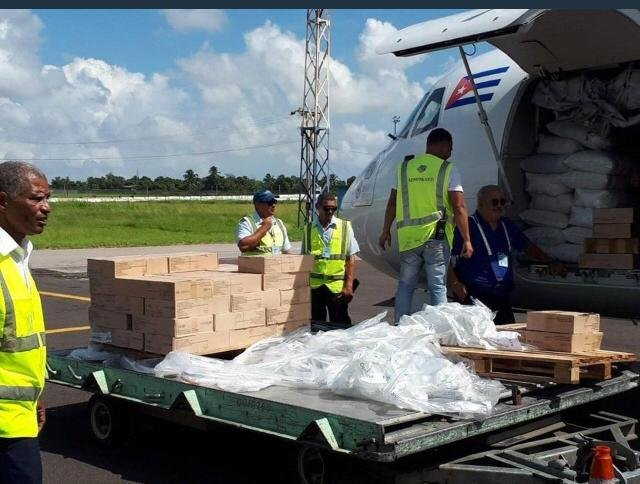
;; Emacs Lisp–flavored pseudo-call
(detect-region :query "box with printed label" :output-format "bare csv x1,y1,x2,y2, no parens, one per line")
228,325,277,349
592,224,637,239
87,255,169,278
230,291,265,312
262,272,310,291
214,308,266,331
281,255,315,273
584,238,640,254
579,253,637,270
266,303,312,325
132,313,213,336
525,330,603,353
144,331,230,355
114,275,214,301
142,297,227,319
237,255,283,274
91,327,144,350
280,287,312,306
526,311,600,334
168,252,218,273
593,208,637,224
89,307,132,330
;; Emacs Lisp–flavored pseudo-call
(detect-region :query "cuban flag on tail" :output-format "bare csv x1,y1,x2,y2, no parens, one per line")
445,66,509,110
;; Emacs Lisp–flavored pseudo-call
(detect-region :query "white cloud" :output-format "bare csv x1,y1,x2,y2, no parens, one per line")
424,55,457,88
162,9,227,34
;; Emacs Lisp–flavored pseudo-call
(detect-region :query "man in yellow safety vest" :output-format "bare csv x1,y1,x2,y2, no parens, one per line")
0,161,51,484
379,128,473,324
237,190,292,255
303,193,359,325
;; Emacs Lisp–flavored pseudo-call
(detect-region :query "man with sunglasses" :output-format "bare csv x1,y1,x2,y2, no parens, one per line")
237,190,292,255
449,185,554,324
302,193,360,325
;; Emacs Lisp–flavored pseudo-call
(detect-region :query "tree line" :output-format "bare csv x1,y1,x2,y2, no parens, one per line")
50,165,352,195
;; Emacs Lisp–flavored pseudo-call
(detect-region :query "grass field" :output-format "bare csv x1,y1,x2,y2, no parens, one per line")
35,201,304,249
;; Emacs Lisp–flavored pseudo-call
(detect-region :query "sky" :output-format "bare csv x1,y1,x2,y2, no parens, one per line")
0,9,488,181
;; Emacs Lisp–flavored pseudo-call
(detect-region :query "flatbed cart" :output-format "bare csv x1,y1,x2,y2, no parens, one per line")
47,349,640,483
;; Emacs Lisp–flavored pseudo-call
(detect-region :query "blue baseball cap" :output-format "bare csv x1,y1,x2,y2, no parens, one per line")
253,190,277,204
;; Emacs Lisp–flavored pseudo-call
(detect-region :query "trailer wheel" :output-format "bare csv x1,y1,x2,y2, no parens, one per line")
88,395,128,447
297,446,327,484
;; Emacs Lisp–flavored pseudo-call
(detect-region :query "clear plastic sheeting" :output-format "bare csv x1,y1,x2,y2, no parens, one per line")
154,306,508,417
69,344,156,374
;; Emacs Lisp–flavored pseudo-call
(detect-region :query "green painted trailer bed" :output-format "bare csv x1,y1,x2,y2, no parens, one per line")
46,348,639,464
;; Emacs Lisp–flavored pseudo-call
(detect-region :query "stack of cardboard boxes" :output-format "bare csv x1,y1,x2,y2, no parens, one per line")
88,252,314,355
524,310,603,353
581,208,639,269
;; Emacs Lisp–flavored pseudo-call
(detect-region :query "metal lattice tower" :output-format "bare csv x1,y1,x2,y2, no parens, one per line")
297,9,331,226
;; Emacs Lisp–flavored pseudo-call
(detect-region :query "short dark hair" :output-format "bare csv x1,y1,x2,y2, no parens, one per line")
0,161,47,199
316,192,337,206
427,128,452,146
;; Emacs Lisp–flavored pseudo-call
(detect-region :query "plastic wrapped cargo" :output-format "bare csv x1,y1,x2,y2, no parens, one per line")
547,120,611,150
608,69,640,111
569,206,594,228
519,209,569,229
574,188,632,208
530,193,573,214
537,134,583,155
155,306,508,417
563,226,593,245
523,227,565,247
526,173,572,196
520,154,569,174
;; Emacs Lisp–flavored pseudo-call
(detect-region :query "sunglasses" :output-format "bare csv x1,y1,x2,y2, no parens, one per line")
321,206,337,212
267,200,278,206
490,198,508,207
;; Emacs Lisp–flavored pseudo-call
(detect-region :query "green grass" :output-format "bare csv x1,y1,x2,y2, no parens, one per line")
35,201,304,249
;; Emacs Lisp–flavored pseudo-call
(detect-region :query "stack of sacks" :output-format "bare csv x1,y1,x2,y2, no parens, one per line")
88,253,313,355
520,136,635,263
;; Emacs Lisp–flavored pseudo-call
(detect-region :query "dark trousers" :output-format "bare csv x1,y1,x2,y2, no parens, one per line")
311,284,352,324
0,437,42,484
464,288,515,325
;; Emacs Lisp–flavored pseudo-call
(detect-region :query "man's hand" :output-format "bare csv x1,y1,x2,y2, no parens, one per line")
37,401,46,431
451,281,468,302
260,217,273,231
461,240,473,258
337,285,354,302
378,230,391,250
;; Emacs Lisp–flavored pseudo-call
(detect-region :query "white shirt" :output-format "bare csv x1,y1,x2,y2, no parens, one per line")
236,212,292,252
0,227,33,285
313,217,360,257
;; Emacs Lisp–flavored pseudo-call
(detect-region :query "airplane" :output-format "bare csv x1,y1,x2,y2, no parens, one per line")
340,9,640,317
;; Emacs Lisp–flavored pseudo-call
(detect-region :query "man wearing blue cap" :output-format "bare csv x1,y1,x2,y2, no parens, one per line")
237,190,292,255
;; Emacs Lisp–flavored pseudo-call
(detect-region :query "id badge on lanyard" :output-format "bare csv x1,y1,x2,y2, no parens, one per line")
491,252,509,281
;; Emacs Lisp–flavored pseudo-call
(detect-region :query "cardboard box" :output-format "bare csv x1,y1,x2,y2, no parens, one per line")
92,294,144,313
266,303,312,325
229,325,277,349
272,319,310,336
89,307,132,330
214,308,266,331
525,330,603,353
114,276,215,301
89,277,117,297
168,252,218,273
579,253,637,270
230,291,265,312
143,297,227,319
238,255,283,274
262,272,310,291
526,311,600,334
584,238,640,254
262,289,281,309
280,287,312,306
132,313,214,336
144,331,230,355
87,255,169,278
281,255,315,273
593,224,637,239
593,208,637,224
91,327,144,350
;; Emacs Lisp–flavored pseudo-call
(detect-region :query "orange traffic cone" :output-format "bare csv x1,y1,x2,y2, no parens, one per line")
589,445,616,484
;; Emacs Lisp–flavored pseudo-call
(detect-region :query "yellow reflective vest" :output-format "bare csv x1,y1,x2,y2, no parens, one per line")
241,215,287,255
0,254,47,438
396,153,455,252
303,217,350,294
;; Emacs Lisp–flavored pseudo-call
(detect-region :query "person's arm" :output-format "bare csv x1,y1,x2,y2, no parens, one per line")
449,191,473,258
238,217,273,252
281,221,293,254
338,255,356,301
447,263,468,302
379,189,396,249
37,401,46,431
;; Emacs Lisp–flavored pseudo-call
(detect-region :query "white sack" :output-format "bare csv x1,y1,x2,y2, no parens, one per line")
548,243,583,264
547,120,611,150
560,170,622,190
563,226,592,244
574,188,631,209
563,150,630,175
520,209,569,229
608,69,640,111
537,134,583,155
524,227,565,247
526,172,572,196
531,193,573,214
569,205,594,228
520,154,569,174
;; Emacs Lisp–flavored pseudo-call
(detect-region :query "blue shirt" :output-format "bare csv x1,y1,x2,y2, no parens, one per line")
452,212,528,296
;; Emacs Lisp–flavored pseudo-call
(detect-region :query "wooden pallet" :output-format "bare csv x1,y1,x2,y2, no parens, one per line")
443,345,637,384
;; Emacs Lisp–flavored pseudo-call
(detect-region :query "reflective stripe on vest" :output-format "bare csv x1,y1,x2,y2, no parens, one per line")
305,220,348,261
0,385,41,401
0,271,46,353
471,215,512,256
305,219,349,293
396,158,452,229
244,215,285,254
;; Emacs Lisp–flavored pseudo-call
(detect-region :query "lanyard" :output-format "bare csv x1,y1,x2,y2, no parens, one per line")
471,215,511,256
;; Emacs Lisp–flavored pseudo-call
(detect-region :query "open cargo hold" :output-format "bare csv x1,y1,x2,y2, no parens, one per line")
501,59,640,316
